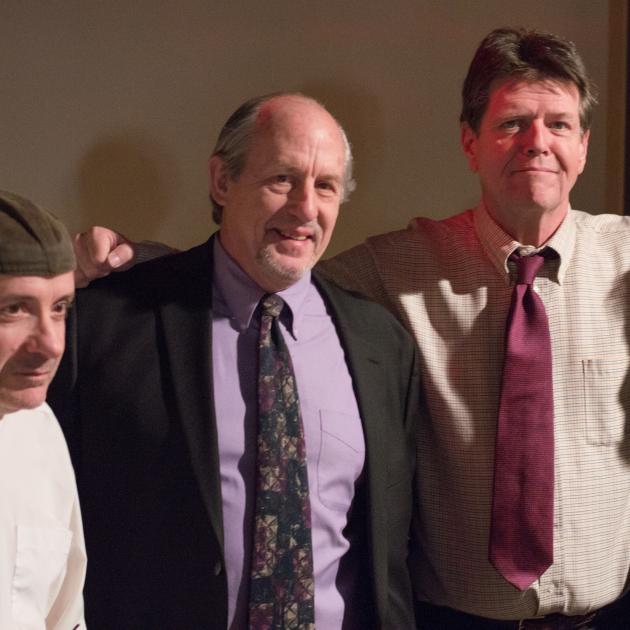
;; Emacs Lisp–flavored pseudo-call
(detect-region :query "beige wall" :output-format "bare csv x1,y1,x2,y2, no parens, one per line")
1,1,619,257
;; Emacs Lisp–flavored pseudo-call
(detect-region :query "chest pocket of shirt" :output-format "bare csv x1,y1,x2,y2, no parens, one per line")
582,358,630,445
12,526,73,628
317,409,365,512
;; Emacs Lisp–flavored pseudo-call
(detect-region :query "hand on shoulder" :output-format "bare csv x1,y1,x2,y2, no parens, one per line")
73,227,136,287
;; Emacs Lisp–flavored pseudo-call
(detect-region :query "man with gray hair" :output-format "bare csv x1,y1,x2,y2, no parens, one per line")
0,190,86,629
51,93,420,629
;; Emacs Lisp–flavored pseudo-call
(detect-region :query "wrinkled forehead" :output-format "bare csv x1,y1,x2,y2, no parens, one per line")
257,96,342,139
487,77,582,106
479,78,583,128
0,271,75,299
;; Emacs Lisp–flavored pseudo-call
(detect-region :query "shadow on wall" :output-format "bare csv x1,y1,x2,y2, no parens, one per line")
300,83,386,256
77,131,178,241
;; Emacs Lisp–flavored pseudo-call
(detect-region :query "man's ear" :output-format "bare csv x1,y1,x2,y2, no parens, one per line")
577,128,590,175
208,155,231,205
461,122,479,173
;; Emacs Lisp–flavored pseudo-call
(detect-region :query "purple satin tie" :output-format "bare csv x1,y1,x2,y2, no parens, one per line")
489,254,554,591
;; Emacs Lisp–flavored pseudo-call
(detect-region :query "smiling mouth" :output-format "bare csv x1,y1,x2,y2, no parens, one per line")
276,230,311,241
512,167,557,174
15,371,51,380
13,363,54,377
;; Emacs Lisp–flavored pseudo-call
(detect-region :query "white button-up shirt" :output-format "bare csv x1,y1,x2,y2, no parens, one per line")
0,403,86,629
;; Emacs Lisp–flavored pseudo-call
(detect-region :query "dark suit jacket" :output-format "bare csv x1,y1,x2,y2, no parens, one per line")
49,237,420,629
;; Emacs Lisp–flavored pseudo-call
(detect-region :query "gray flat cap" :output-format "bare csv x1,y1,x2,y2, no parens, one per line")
0,190,75,276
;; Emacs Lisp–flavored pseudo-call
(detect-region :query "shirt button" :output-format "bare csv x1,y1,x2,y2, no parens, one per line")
213,562,222,576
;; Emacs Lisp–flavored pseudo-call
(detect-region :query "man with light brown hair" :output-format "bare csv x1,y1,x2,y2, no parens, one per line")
325,27,630,628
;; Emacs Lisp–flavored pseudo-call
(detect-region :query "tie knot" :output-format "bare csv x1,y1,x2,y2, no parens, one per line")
515,254,544,285
261,293,284,318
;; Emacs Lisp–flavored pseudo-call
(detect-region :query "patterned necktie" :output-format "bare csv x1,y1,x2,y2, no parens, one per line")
249,294,315,629
489,254,554,591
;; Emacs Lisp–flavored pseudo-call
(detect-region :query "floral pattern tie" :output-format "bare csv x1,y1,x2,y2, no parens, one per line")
249,294,315,629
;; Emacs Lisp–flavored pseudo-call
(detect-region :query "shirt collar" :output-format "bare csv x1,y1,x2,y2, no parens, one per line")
473,202,576,285
212,237,311,338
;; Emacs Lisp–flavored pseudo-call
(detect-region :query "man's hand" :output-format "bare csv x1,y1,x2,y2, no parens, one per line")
73,227,136,288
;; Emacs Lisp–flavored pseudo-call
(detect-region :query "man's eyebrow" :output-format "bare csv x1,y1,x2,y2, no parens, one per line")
493,109,531,119
263,163,343,183
544,111,578,118
0,292,76,303
0,293,33,302
264,158,296,171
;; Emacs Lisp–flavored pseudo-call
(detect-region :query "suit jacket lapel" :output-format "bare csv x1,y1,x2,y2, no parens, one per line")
157,237,224,547
313,272,390,619
153,260,396,602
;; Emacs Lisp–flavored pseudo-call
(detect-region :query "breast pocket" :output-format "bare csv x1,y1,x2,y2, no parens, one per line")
582,358,630,445
12,526,73,628
316,410,365,512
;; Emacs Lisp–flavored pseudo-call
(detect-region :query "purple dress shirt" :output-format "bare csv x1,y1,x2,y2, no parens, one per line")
211,239,365,629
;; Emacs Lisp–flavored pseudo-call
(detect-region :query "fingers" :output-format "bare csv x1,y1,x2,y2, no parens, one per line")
73,227,135,288
107,242,135,270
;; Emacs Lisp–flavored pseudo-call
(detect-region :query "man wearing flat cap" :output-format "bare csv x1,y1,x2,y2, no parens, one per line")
0,190,86,629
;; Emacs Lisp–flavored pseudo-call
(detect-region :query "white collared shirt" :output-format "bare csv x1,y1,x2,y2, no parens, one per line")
0,403,86,629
